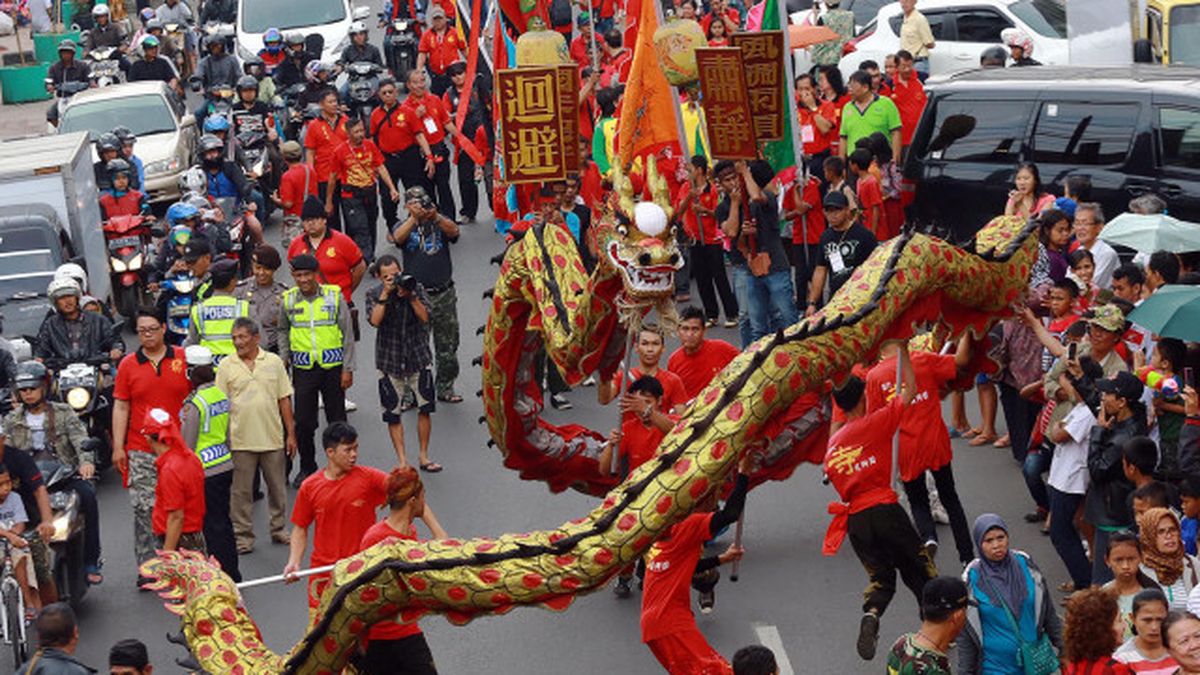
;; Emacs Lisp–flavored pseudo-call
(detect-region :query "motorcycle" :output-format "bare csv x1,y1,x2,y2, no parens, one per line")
278,82,308,141
53,358,115,471
85,46,123,87
205,195,250,276
235,115,271,191
341,61,382,127
38,457,94,610
45,80,90,130
379,11,420,85
103,215,160,318
159,273,197,345
164,21,193,79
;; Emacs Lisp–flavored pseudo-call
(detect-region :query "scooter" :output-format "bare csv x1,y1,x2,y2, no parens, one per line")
379,11,420,85
164,21,193,79
103,215,159,318
158,273,198,345
235,115,271,191
278,82,308,140
341,61,382,127
207,195,250,276
53,358,114,471
38,458,93,610
85,46,123,87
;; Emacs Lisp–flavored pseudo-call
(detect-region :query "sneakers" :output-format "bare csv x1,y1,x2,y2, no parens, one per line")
924,539,939,560
723,318,739,328
581,375,597,387
614,576,632,598
931,502,950,525
345,398,358,412
857,612,880,660
698,589,715,614
271,531,291,544
550,394,573,410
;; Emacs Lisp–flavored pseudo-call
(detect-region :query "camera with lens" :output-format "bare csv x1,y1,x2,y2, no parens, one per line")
398,274,417,292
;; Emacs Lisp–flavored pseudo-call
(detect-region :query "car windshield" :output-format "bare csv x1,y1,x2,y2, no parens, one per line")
60,94,177,138
1009,0,1067,38
242,0,345,33
1171,6,1200,65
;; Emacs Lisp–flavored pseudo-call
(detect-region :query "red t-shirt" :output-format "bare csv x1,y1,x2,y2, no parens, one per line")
291,465,388,566
114,347,192,453
889,76,927,147
152,447,206,535
612,367,688,424
640,512,713,642
673,182,721,247
865,352,957,482
824,397,903,513
620,415,673,473
667,340,739,400
360,519,423,641
304,115,349,183
700,8,739,34
570,34,592,71
785,177,827,245
403,93,450,145
332,139,384,190
857,174,885,238
418,28,464,75
599,49,632,88
278,163,318,218
797,101,835,157
370,103,417,154
287,229,364,303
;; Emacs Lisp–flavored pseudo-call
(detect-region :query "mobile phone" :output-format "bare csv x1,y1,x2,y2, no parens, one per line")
1068,342,1077,362
1186,367,1195,390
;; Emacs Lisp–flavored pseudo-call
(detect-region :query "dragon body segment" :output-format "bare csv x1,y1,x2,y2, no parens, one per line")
144,216,1037,674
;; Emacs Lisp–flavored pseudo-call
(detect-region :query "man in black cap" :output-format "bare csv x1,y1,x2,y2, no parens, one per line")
279,253,355,486
187,258,249,363
1087,370,1148,584
807,190,877,316
886,576,969,672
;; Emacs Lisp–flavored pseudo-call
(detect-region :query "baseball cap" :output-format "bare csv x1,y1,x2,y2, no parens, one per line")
428,5,446,19
577,11,590,27
280,140,302,161
823,191,849,210
182,235,211,262
1096,371,1145,402
921,576,973,615
1088,304,1126,333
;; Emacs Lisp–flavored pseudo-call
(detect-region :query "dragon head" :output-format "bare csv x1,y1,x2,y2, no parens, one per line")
594,156,683,301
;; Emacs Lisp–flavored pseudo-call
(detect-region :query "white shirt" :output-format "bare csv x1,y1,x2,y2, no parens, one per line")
1085,238,1120,289
0,491,28,530
24,411,45,452
1047,402,1095,495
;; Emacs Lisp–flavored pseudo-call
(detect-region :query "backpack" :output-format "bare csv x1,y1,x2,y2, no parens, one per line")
549,0,571,27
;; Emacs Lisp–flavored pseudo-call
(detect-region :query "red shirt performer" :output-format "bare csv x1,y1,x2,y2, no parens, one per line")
667,306,739,400
284,422,388,610
143,408,207,554
822,342,936,662
599,325,688,420
356,466,447,672
303,89,349,231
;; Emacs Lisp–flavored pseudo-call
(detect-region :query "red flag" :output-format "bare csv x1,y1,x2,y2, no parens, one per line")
497,0,546,33
454,0,482,136
616,0,681,171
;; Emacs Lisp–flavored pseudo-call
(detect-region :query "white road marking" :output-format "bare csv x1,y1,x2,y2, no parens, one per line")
752,622,795,675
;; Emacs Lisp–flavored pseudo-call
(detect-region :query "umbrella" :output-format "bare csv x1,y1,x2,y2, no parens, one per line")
789,24,839,49
1099,212,1200,254
1127,285,1200,341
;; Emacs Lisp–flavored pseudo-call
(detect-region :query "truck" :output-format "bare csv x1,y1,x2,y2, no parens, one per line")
0,132,111,357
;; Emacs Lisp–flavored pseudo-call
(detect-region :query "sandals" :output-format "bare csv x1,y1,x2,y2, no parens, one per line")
993,434,1011,448
420,462,444,473
968,433,997,447
437,393,463,404
86,565,104,586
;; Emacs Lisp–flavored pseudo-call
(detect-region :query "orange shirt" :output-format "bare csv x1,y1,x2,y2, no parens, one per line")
418,28,464,75
612,367,688,425
286,229,364,304
667,340,739,400
332,139,384,189
303,115,349,182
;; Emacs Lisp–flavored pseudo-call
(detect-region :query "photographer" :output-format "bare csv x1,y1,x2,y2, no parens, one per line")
366,255,439,472
392,186,461,405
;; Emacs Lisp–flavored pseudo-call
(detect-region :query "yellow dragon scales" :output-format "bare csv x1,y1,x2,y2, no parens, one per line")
142,213,1038,674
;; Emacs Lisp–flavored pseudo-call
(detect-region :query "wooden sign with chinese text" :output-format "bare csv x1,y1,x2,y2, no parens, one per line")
729,31,785,142
496,66,578,184
695,48,758,160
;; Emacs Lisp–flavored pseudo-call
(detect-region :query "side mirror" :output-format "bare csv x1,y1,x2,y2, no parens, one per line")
180,113,196,128
352,5,370,20
1133,39,1153,64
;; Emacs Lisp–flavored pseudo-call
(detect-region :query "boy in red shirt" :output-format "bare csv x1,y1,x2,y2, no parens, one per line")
599,325,688,419
849,148,885,240
143,408,207,555
823,343,936,661
599,376,679,478
357,466,446,673
284,422,388,611
640,452,750,675
668,306,740,400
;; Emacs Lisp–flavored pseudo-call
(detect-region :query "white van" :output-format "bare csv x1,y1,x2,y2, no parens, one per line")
236,0,370,65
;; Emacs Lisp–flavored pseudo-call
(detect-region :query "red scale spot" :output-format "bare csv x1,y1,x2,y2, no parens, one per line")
220,608,236,622
602,496,617,509
910,243,922,255
656,495,673,514
346,559,364,574
617,513,637,531
492,592,512,605
726,401,744,422
896,269,907,285
832,332,844,347
448,586,468,601
407,548,426,560
443,538,461,546
548,532,566,544
689,478,710,499
555,555,576,566
789,372,803,390
634,535,652,549
480,568,501,584
561,576,580,590
673,458,691,475
196,619,214,636
553,254,568,268
222,651,238,665
349,618,365,634
220,630,235,645
322,636,338,654
545,306,558,318
943,249,955,263
542,594,573,611
773,352,790,368
522,573,544,589
763,384,778,405
400,607,426,622
704,387,721,405
711,440,728,459
409,576,428,591
594,548,613,566
359,586,380,604
198,645,214,659
556,230,569,245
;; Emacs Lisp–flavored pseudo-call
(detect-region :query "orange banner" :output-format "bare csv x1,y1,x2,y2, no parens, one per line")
729,31,786,143
695,48,758,160
497,66,577,184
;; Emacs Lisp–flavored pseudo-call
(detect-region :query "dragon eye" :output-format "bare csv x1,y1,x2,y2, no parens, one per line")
617,224,629,237
670,225,678,238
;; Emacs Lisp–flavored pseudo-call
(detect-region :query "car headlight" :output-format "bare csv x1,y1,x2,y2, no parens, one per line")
110,256,126,272
66,387,91,410
126,252,144,271
145,157,181,174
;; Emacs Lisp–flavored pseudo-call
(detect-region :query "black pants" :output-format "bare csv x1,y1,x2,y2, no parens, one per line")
293,366,346,475
66,478,101,571
317,181,343,233
790,242,821,304
341,187,379,263
998,380,1040,463
846,503,935,617
428,69,451,98
534,348,569,397
689,243,738,322
902,463,974,565
381,148,422,234
429,145,456,220
455,151,479,219
203,471,241,582
359,632,438,674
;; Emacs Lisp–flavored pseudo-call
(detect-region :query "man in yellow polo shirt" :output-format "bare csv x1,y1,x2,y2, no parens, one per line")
839,70,902,162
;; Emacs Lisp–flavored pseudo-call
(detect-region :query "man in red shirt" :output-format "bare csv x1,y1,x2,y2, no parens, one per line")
143,408,207,555
668,306,739,400
286,196,367,306
865,338,973,567
284,422,388,611
570,13,596,71
403,69,459,221
850,149,886,240
822,343,935,661
598,324,688,419
371,78,423,236
357,466,446,673
640,452,749,674
303,89,349,232
327,117,400,264
598,30,632,87
274,140,318,223
674,156,739,328
795,73,836,172
599,376,679,478
888,50,927,155
113,308,194,574
416,5,464,96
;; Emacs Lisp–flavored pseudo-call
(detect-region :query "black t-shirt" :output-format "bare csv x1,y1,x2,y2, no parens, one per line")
715,196,790,273
2,447,45,528
128,56,177,84
398,219,456,289
818,223,878,295
231,101,272,135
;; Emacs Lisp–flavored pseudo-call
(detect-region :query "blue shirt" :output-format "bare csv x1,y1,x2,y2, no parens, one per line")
207,169,239,199
969,555,1038,675
130,154,145,191
1184,517,1198,556
520,212,580,243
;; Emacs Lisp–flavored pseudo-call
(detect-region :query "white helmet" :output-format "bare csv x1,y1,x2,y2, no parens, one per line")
91,4,109,16
54,263,88,294
47,277,82,300
178,166,207,196
349,21,367,34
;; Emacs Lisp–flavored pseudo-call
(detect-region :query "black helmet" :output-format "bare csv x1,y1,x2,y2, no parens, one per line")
96,132,121,153
243,55,264,71
106,158,132,176
237,75,259,91
112,125,136,143
198,133,225,153
14,361,48,391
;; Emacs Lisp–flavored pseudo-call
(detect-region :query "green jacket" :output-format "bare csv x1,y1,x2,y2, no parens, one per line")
3,402,93,467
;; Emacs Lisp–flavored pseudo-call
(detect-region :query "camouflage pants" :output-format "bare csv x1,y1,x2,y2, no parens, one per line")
155,531,207,555
128,450,159,566
428,285,460,398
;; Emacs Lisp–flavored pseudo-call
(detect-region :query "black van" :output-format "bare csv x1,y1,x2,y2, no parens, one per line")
903,65,1200,242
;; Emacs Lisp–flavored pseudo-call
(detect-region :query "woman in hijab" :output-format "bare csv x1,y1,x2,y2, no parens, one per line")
1138,507,1200,611
959,514,1063,674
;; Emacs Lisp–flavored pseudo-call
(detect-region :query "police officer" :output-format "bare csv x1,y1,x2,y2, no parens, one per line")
187,258,248,363
180,345,240,582
278,254,355,487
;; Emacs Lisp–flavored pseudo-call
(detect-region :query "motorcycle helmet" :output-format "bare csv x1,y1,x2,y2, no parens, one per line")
349,21,367,35
47,277,82,301
178,166,207,195
237,75,259,92
146,18,163,33
203,33,226,51
141,34,160,50
139,7,155,23
112,125,136,145
57,39,78,55
95,132,121,154
304,60,331,83
285,31,305,47
14,361,48,392
91,4,109,17
166,202,201,227
1001,27,1034,59
198,133,225,154
243,55,264,76
169,224,193,247
54,263,88,294
203,116,231,133
263,27,283,51
106,158,132,178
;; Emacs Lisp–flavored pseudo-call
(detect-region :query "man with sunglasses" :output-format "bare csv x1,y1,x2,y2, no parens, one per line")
806,191,878,317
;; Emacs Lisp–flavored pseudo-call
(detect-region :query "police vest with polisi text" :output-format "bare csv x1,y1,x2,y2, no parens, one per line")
283,284,345,369
190,295,250,359
188,384,232,473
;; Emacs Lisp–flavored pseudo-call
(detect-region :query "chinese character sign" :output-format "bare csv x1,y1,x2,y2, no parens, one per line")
729,31,785,142
497,66,577,183
695,48,758,160
555,65,580,173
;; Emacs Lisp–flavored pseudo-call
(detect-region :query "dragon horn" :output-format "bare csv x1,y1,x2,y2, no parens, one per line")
646,155,674,222
612,160,635,219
